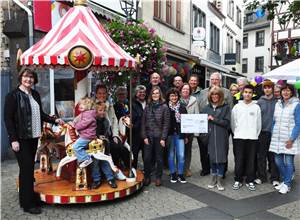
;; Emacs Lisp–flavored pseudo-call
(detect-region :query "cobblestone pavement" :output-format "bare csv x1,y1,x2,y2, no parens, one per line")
1,139,299,220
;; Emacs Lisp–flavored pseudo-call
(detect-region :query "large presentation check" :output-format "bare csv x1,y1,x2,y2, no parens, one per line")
181,114,208,133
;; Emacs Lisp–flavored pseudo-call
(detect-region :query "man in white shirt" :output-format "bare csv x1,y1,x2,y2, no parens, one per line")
231,84,261,191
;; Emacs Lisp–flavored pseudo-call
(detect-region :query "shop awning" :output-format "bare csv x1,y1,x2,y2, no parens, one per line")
20,5,135,69
199,58,230,73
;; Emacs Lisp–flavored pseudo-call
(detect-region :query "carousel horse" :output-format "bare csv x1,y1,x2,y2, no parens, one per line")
37,123,63,173
118,115,133,158
117,115,136,179
55,123,126,180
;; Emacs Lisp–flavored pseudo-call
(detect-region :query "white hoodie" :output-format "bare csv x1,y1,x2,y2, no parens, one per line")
231,101,261,140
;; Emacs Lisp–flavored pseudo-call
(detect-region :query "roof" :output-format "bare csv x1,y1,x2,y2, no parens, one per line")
20,5,135,70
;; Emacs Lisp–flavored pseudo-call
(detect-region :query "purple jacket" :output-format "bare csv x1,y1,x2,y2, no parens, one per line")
74,109,97,140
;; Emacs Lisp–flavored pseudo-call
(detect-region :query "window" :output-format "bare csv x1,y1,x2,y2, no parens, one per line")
166,0,172,24
154,0,162,19
255,56,264,72
154,0,182,30
193,5,206,28
210,22,220,53
242,58,248,73
236,40,241,63
243,34,248,49
236,7,241,27
245,13,254,24
256,30,265,46
226,33,233,53
227,0,234,19
175,1,181,29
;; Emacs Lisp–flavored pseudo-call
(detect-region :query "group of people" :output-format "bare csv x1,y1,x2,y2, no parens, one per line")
4,68,300,215
119,71,300,195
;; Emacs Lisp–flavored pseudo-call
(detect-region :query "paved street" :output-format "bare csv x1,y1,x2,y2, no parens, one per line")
1,140,300,220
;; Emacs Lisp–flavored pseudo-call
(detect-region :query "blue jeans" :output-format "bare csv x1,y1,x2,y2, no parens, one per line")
211,163,225,176
168,135,185,175
73,138,91,162
91,160,114,182
274,154,295,187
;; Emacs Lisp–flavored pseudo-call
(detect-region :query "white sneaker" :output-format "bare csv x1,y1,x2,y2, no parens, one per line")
232,181,242,190
278,184,290,194
254,179,262,185
275,182,284,190
272,181,280,187
246,182,256,191
79,157,93,168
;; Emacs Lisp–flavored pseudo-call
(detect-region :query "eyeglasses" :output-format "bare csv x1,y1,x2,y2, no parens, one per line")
230,89,238,92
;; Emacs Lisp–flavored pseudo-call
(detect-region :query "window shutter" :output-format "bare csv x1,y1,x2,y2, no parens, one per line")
176,0,181,29
166,0,172,24
154,0,158,18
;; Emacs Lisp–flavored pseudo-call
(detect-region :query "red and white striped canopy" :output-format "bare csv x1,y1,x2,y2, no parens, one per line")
20,5,135,69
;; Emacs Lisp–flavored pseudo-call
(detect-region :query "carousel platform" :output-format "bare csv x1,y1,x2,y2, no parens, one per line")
31,168,144,204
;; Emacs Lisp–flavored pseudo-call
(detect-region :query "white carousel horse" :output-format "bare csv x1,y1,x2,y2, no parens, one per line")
118,115,137,179
52,123,126,180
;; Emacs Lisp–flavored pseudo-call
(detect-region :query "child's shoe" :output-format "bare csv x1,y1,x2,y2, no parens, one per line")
108,179,117,188
79,157,93,168
91,181,101,189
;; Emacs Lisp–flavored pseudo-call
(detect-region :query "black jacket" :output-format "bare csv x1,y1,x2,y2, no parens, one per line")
168,103,187,139
96,117,111,138
4,88,56,143
141,102,170,140
132,99,144,133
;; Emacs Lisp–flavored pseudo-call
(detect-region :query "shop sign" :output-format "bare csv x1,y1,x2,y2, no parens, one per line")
193,27,206,41
224,53,236,65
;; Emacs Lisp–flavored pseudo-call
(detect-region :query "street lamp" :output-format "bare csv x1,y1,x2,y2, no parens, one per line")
119,0,138,21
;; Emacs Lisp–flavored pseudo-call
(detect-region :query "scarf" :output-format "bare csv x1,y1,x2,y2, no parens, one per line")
180,97,190,107
169,101,181,123
151,101,161,109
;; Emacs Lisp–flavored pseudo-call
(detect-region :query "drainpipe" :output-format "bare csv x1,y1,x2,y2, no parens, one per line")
12,0,33,47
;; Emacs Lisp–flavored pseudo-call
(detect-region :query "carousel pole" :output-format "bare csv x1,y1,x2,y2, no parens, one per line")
119,0,138,180
127,71,135,179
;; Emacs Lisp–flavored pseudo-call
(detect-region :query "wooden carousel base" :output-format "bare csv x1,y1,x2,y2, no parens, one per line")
32,169,144,204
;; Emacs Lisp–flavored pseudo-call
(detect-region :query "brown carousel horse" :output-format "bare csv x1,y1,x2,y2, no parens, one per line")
37,123,63,173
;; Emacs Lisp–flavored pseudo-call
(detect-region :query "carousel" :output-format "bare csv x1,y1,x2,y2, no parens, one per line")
18,0,144,204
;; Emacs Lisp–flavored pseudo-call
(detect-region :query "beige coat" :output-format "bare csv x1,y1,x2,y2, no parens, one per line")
105,101,119,138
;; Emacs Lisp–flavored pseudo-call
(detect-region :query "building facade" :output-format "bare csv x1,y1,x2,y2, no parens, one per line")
242,9,271,79
270,1,300,70
191,0,244,88
140,0,198,86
